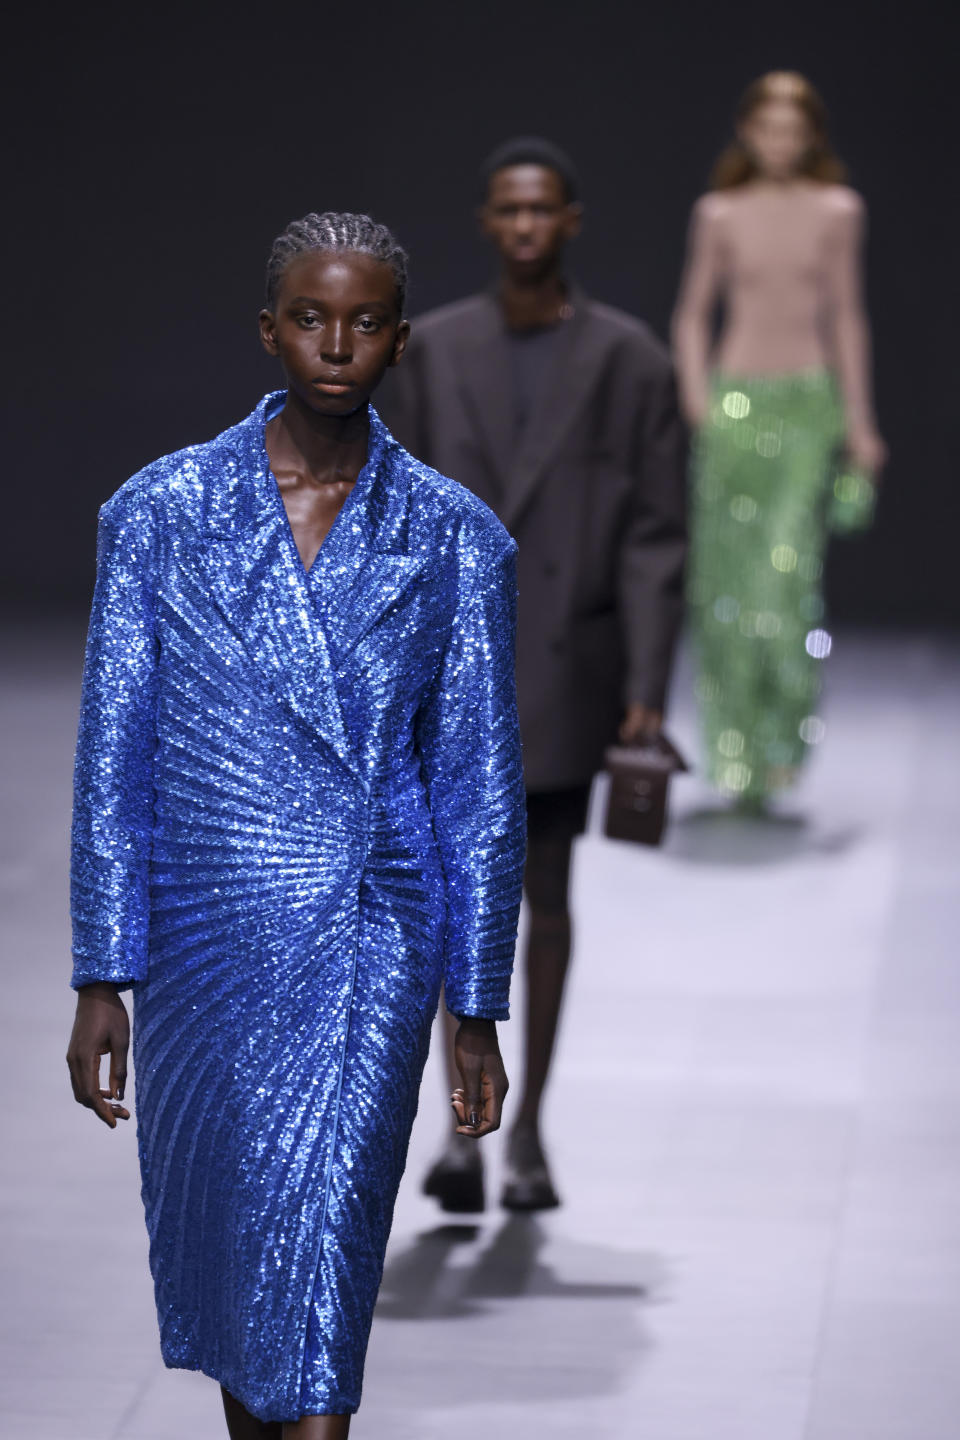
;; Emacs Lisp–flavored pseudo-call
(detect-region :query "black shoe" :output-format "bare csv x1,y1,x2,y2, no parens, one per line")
422,1141,486,1213
500,1130,561,1211
500,1161,561,1211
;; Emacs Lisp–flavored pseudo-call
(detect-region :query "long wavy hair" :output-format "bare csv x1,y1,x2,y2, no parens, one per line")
711,71,847,189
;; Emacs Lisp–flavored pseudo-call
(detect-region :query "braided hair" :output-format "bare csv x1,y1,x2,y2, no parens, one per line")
265,212,408,315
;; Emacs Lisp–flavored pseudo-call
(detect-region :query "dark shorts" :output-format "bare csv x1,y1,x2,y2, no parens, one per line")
525,784,592,847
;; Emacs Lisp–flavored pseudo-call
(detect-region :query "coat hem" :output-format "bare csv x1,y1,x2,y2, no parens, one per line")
160,1350,359,1421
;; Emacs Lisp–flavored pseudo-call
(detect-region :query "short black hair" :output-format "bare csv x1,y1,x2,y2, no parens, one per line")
480,136,580,204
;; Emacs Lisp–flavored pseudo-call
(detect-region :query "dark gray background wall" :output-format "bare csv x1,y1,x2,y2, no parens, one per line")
3,1,956,623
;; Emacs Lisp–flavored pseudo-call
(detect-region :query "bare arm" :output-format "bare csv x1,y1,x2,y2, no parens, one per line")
826,191,887,473
671,196,724,427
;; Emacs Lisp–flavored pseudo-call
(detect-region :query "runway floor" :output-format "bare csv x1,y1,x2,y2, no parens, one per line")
2,622,958,1439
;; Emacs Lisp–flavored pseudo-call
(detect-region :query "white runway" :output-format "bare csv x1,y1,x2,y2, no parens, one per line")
2,623,958,1439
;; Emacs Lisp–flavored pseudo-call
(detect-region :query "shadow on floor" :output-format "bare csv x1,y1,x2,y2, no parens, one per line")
376,1215,654,1321
369,1216,660,1407
666,806,862,866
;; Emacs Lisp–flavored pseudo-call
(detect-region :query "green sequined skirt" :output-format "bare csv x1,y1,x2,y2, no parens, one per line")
688,370,874,800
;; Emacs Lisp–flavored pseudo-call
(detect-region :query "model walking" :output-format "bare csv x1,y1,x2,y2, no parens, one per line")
65,213,525,1437
383,138,686,1211
672,72,885,803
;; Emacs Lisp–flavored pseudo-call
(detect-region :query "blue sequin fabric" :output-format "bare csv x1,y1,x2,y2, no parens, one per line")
70,393,525,1421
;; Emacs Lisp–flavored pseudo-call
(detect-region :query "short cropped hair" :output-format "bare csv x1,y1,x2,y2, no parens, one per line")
480,137,580,203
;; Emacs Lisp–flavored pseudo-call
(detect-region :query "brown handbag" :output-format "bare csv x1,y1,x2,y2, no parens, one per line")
603,733,689,847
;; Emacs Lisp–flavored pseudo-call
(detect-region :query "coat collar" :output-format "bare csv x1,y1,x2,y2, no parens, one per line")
452,286,603,529
195,392,427,778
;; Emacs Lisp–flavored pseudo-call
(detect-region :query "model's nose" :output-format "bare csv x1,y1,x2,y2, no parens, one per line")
321,321,352,363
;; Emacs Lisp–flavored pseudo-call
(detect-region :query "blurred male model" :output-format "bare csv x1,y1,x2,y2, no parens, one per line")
382,137,686,1210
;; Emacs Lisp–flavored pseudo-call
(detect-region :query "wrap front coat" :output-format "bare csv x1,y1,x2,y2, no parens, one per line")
70,393,525,1421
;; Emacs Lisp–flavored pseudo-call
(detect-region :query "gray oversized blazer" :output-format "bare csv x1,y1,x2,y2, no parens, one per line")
380,289,688,790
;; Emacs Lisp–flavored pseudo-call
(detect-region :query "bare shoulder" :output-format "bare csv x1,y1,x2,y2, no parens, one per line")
691,191,735,229
818,184,867,224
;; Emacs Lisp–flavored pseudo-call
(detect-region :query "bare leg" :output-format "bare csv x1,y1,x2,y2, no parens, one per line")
511,833,575,1151
221,1387,282,1439
220,1389,351,1439
283,1415,351,1438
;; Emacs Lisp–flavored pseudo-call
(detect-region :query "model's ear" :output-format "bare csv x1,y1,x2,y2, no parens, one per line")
389,319,411,367
258,308,279,357
563,201,584,241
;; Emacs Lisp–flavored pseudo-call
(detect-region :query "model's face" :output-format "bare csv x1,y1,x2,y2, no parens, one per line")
739,100,813,180
259,251,408,415
479,165,581,277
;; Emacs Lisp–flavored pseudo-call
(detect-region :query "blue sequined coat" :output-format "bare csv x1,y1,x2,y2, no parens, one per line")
70,393,525,1421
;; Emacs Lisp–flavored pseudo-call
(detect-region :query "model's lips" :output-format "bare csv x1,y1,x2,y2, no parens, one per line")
312,377,355,392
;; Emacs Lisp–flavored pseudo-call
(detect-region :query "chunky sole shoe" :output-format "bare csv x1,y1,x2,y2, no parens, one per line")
500,1164,561,1211
422,1151,486,1213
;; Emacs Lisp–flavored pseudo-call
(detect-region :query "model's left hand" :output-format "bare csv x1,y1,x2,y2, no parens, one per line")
619,703,663,745
452,1018,508,1138
847,427,888,476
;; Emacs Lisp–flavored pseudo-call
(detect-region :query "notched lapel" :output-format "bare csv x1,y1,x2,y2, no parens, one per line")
453,298,515,496
320,550,431,666
190,401,357,776
195,526,355,774
312,422,433,667
186,402,437,776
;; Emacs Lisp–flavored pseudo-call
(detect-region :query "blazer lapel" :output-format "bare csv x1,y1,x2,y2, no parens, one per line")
307,409,430,666
197,393,354,774
452,294,515,496
500,290,603,531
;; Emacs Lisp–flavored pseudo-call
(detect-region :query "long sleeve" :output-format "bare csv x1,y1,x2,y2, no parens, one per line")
618,365,688,712
415,534,526,1019
70,486,160,989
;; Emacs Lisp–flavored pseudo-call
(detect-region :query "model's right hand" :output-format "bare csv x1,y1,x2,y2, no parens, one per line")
847,426,888,476
451,1018,508,1139
66,982,131,1128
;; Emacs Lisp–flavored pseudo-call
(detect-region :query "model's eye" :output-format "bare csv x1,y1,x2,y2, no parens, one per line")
355,317,381,333
298,314,321,328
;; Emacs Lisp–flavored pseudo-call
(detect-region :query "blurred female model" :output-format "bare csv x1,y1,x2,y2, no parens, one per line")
672,71,885,804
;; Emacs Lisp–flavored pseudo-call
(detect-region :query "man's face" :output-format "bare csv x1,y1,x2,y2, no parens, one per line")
479,164,581,279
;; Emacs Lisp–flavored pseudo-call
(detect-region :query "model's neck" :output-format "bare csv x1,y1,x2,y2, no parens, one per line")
273,391,371,481
497,266,569,332
750,173,807,190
